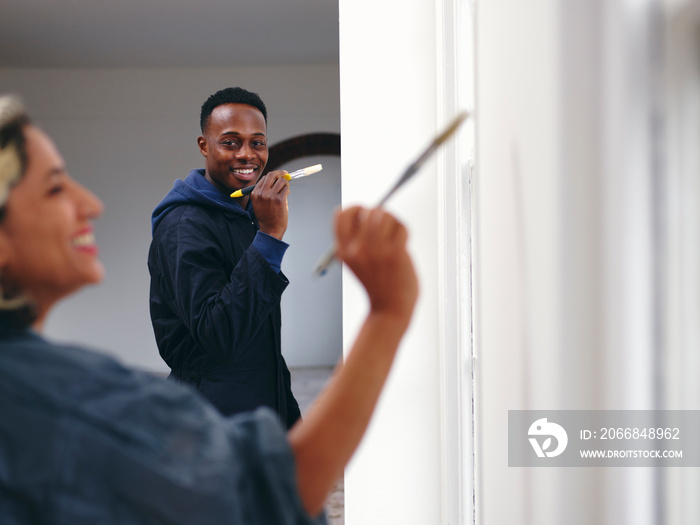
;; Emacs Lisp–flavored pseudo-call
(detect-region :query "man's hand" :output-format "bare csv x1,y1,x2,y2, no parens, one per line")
334,206,418,323
251,170,290,240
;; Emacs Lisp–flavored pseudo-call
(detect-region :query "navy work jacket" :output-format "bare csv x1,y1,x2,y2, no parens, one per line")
148,170,300,428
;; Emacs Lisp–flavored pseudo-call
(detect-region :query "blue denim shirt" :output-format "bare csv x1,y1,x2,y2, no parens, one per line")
0,328,325,524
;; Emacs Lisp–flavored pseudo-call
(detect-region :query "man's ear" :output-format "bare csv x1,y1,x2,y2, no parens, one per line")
197,135,208,158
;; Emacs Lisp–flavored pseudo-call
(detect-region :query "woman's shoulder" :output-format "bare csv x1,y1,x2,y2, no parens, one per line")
0,330,131,400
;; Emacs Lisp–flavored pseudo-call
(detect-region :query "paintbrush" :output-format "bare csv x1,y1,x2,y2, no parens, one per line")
313,111,469,276
230,164,323,198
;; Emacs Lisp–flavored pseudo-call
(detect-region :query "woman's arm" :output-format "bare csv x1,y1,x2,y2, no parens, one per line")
288,206,419,516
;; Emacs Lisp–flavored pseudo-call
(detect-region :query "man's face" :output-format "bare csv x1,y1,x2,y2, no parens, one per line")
198,103,268,195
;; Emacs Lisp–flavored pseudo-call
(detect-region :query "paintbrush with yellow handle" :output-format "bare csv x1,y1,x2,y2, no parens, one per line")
230,164,323,198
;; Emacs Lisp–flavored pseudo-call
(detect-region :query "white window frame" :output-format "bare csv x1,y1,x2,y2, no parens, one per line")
437,0,476,523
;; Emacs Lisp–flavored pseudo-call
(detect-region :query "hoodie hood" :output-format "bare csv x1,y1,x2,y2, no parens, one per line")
151,169,251,234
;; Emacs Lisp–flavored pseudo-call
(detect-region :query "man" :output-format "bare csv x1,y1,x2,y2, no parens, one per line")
148,87,300,427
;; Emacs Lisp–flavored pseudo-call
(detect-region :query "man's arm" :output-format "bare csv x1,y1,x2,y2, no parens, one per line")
288,206,419,516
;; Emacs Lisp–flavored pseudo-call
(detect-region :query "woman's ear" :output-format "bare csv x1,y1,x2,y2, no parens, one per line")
0,228,11,267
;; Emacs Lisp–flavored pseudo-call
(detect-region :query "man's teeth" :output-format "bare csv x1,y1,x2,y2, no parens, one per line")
234,168,255,174
73,233,95,246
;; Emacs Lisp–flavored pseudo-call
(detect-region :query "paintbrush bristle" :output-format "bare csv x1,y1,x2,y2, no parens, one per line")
304,164,323,175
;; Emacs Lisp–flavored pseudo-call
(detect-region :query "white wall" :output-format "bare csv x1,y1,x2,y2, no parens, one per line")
339,1,447,523
474,0,622,521
0,64,341,371
662,1,700,521
341,0,699,523
476,0,697,524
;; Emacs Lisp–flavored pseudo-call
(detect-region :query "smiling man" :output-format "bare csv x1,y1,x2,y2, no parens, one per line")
148,87,301,428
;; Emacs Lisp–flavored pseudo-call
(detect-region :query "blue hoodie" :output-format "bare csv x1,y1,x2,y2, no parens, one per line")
147,169,300,428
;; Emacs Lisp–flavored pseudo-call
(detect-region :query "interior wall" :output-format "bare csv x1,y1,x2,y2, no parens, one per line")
474,1,575,522
662,1,700,522
341,0,692,523
476,0,679,524
0,64,341,371
339,1,445,523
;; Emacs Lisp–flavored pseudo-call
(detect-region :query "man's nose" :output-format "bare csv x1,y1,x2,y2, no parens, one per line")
235,143,254,160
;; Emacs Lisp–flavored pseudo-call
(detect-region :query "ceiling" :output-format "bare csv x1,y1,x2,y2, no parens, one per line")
0,0,339,68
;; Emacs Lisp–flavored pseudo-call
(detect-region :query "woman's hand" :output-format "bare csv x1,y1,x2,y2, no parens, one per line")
334,206,418,323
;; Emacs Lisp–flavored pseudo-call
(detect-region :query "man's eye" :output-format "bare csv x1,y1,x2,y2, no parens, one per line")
48,185,64,196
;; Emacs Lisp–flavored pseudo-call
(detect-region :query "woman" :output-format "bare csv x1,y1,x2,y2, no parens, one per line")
0,95,418,524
